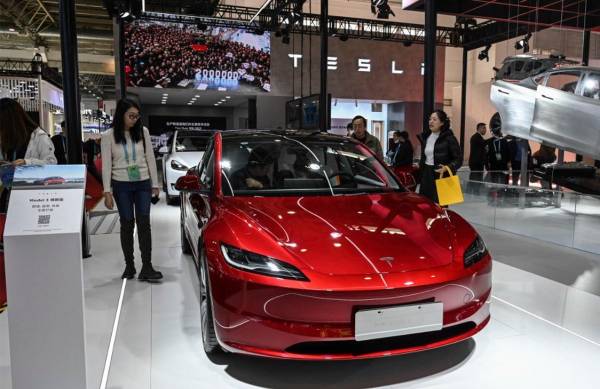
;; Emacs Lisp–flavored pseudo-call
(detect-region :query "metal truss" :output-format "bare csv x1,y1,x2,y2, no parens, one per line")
0,0,56,45
463,20,537,50
143,5,460,46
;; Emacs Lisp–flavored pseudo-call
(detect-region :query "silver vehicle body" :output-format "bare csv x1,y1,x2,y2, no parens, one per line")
490,66,600,158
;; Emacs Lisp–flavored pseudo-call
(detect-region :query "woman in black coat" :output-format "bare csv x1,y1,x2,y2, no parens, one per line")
418,110,463,203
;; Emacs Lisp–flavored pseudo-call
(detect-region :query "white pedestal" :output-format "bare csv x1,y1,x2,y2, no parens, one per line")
4,174,87,389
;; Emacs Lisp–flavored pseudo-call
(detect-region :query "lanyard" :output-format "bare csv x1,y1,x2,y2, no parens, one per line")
493,138,502,153
393,143,400,161
122,140,136,164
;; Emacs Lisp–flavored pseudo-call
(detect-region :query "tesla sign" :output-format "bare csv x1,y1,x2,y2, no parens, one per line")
288,54,413,74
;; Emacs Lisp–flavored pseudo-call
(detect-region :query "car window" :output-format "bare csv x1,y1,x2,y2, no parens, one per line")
546,71,581,93
523,61,533,74
514,61,525,72
581,73,600,100
200,150,214,189
220,134,401,196
533,61,543,70
175,134,210,152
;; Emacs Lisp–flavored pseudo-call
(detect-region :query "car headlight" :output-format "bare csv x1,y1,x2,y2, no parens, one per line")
464,235,488,267
221,243,309,281
171,160,188,171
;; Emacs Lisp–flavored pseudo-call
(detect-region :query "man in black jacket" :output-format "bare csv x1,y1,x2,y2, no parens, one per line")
486,127,511,185
51,121,68,165
391,131,414,167
468,123,487,193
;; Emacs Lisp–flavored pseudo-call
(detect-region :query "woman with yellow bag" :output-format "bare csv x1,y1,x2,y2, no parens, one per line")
418,110,463,205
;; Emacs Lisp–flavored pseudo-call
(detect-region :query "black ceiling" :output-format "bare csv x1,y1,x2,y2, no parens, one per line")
404,0,600,30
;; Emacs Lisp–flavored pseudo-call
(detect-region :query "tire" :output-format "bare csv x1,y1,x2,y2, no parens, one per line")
167,195,177,205
199,249,220,354
162,166,168,192
180,205,192,254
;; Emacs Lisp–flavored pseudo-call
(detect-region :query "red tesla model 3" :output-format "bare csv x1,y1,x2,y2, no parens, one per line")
176,130,491,360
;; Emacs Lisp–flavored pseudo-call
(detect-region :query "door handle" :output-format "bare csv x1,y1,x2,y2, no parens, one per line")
541,94,554,100
498,89,510,95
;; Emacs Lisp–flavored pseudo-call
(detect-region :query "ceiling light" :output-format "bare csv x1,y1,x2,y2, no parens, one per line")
478,44,491,62
162,93,168,96
214,103,219,106
194,95,200,98
225,96,231,99
8,28,15,32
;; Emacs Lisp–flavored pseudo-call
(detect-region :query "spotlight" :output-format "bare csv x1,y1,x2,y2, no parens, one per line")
478,44,491,62
275,29,282,38
514,32,532,53
339,34,349,42
371,0,395,20
402,41,413,47
282,34,290,45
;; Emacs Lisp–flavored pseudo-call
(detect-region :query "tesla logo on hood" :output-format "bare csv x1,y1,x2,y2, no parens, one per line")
379,257,395,267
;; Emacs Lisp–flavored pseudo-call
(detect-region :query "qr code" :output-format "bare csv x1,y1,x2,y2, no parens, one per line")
38,214,51,225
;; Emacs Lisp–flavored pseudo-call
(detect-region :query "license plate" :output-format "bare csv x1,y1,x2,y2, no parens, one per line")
354,302,443,341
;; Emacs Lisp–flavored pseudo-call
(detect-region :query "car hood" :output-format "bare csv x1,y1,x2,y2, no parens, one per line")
169,152,204,169
225,193,456,276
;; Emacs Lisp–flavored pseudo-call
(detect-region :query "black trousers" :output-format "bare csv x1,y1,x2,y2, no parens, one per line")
419,164,438,203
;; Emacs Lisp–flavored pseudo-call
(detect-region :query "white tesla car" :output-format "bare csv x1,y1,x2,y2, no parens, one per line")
490,66,600,158
160,130,213,204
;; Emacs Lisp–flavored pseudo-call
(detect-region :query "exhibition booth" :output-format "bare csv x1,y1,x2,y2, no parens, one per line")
2,0,600,388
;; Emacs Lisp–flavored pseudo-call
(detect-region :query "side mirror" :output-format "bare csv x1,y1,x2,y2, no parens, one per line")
158,146,169,154
175,175,202,192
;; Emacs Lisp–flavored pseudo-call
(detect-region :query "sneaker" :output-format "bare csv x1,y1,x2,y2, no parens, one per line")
138,263,163,281
121,263,136,279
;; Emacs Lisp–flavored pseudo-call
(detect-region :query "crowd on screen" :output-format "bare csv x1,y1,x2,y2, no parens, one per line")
124,23,271,90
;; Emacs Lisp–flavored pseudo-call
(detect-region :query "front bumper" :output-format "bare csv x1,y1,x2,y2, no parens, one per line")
209,260,492,360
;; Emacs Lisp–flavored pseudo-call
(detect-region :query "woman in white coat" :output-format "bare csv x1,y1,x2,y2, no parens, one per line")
0,98,56,211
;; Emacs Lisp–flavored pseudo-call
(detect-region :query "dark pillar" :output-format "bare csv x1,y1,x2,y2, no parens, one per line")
59,0,82,164
582,29,591,66
459,47,468,151
113,18,126,101
248,98,257,129
319,0,329,132
422,0,437,131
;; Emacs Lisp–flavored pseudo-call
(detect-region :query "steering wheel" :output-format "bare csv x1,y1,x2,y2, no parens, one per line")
328,172,355,185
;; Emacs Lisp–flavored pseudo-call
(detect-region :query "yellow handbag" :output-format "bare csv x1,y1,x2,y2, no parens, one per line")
435,166,464,206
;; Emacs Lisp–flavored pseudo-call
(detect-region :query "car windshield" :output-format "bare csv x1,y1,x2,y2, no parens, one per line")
220,133,402,196
175,135,210,152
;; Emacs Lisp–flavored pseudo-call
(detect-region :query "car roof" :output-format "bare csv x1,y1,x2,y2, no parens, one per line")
175,130,215,137
219,129,348,143
547,66,600,73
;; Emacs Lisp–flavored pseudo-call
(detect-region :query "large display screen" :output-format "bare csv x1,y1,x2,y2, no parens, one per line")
285,95,324,130
124,20,271,93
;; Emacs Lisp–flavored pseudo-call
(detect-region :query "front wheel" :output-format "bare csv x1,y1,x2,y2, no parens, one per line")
200,249,220,354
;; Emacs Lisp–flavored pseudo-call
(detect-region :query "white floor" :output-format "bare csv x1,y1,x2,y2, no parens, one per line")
2,199,600,389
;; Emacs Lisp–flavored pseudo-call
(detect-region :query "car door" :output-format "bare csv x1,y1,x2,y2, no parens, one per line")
531,70,596,155
185,143,214,259
490,78,540,141
571,71,600,158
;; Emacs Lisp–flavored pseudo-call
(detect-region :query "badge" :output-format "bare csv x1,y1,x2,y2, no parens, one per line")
127,165,141,180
